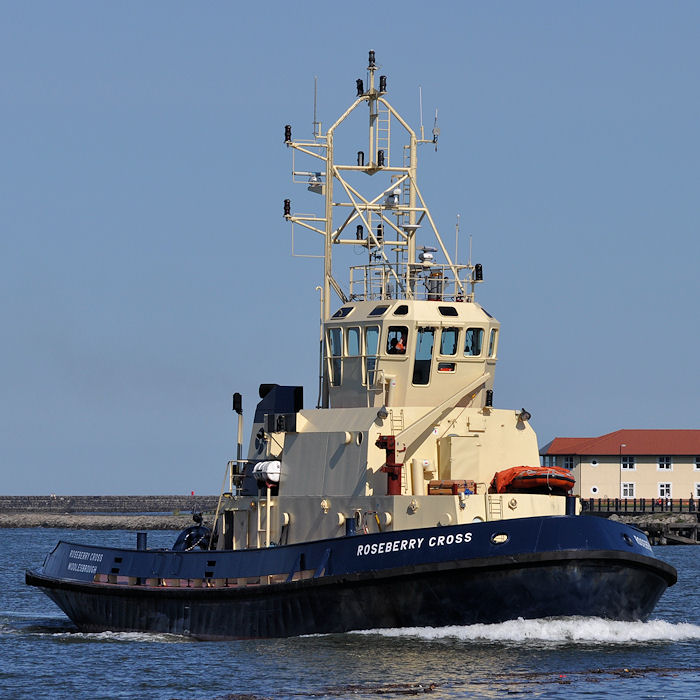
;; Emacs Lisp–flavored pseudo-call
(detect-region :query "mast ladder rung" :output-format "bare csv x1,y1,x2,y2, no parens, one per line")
376,106,391,164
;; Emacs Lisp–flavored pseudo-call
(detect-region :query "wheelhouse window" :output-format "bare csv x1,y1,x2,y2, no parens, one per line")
386,326,408,355
464,328,484,357
332,306,353,318
621,482,635,498
657,456,672,471
488,328,498,357
327,327,342,386
369,305,389,316
393,304,409,316
365,326,379,385
440,327,459,356
695,483,700,498
658,483,671,498
621,456,635,470
412,327,435,385
695,457,700,470
438,306,458,317
346,327,360,356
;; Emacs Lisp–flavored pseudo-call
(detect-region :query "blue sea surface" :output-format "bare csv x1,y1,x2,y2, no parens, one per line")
1,528,698,699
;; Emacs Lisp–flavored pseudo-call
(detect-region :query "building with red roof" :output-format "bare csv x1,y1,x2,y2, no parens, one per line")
539,430,700,500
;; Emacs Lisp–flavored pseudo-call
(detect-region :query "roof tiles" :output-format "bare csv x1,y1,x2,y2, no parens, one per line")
542,429,700,456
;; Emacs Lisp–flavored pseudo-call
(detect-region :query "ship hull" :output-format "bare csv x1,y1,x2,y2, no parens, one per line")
26,516,676,639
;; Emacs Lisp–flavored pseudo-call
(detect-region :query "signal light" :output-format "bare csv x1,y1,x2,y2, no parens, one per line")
283,199,291,217
356,79,364,96
377,149,385,167
379,75,387,92
284,124,291,142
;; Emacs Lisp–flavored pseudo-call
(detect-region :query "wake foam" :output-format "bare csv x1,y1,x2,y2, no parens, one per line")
353,618,700,644
37,629,188,643
0,620,186,643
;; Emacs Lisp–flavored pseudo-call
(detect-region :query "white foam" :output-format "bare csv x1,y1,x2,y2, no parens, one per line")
0,624,187,643
45,630,188,643
352,618,700,644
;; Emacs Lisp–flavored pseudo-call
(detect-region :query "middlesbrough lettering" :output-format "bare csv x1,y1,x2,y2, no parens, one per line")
356,530,472,557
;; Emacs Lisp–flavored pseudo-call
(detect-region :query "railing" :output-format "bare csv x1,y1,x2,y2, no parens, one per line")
582,498,698,515
348,262,473,302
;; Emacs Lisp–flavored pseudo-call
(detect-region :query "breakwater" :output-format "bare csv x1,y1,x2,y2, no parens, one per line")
0,495,220,529
0,495,218,514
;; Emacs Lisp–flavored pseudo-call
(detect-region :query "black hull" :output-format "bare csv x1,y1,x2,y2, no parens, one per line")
27,549,673,640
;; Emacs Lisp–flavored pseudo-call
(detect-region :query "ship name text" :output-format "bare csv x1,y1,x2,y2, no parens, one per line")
356,530,472,557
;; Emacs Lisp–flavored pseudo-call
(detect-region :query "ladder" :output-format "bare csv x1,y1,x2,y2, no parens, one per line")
389,408,405,434
376,105,391,165
487,495,503,521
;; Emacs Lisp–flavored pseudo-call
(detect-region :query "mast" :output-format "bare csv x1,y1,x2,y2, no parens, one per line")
284,51,480,323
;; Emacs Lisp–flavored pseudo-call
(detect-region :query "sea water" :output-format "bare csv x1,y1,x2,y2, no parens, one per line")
1,528,699,699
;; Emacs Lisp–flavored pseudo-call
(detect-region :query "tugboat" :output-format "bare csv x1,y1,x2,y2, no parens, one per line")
26,52,676,639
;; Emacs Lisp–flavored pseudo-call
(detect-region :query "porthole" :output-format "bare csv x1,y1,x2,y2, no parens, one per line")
591,459,598,467
622,534,634,547
491,533,509,545
356,432,363,446
590,486,599,495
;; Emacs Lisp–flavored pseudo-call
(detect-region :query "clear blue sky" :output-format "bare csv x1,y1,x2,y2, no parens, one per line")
2,2,699,495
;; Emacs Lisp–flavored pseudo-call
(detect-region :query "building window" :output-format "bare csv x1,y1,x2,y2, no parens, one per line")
542,455,558,467
657,456,672,471
621,482,635,498
621,456,635,470
563,456,574,470
658,483,672,498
